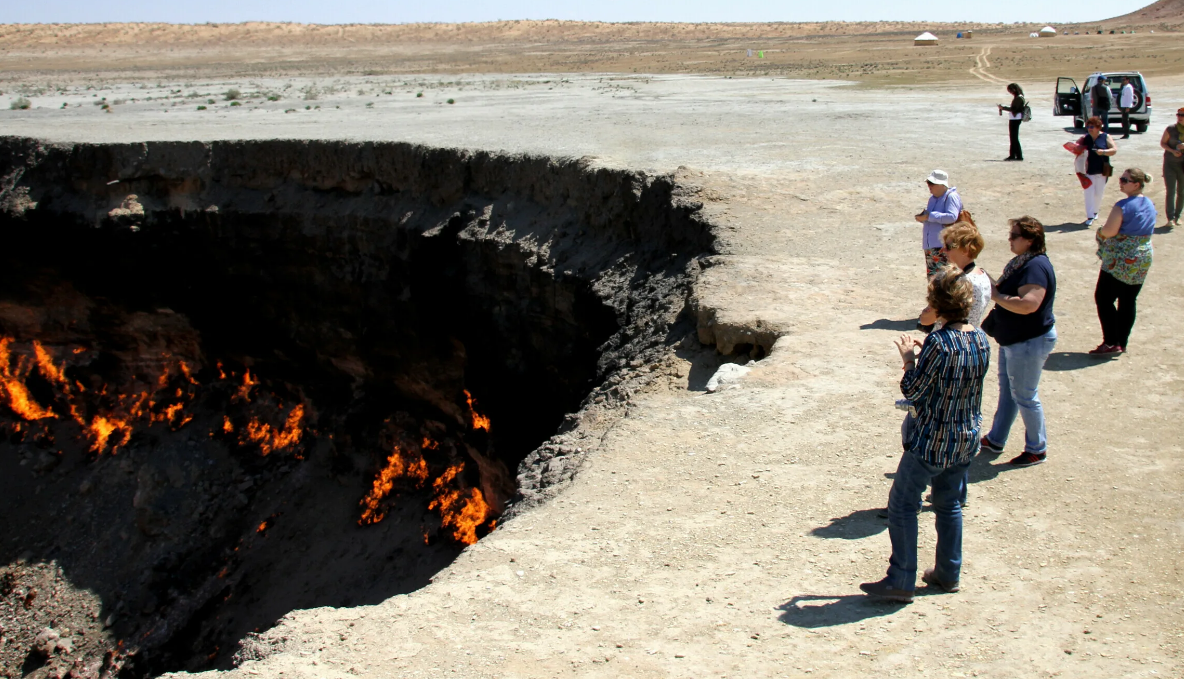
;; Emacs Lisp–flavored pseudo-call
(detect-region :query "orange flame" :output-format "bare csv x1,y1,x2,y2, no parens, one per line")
464,390,491,432
358,434,495,542
358,443,430,525
1,336,306,457
427,463,492,545
232,369,258,404
240,404,304,456
0,338,58,420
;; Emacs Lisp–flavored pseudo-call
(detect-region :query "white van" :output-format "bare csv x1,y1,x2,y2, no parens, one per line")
1053,72,1151,133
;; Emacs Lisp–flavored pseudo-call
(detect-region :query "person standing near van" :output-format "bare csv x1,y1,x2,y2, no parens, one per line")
1118,76,1135,139
997,83,1026,161
1159,107,1184,227
1081,117,1117,225
1092,77,1114,133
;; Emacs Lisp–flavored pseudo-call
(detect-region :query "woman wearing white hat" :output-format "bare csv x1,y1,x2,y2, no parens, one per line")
914,170,963,280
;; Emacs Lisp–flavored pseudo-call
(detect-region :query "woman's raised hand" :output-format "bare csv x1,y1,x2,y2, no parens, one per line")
894,334,919,367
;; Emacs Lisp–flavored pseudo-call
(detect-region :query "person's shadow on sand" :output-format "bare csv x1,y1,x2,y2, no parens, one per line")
777,595,906,628
1043,221,1090,234
809,509,887,539
860,318,917,332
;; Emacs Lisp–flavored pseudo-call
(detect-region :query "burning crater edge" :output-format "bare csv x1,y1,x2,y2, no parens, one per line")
0,137,719,677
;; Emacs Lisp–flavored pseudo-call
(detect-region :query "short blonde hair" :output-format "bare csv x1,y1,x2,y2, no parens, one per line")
928,265,974,322
941,221,985,260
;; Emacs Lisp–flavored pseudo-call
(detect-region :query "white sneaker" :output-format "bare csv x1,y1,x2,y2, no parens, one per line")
1084,217,1095,226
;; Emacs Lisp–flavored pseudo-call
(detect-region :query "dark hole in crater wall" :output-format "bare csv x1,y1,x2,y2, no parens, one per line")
0,138,715,677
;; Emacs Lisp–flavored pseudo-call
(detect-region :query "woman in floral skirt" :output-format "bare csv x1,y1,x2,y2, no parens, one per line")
1090,168,1157,356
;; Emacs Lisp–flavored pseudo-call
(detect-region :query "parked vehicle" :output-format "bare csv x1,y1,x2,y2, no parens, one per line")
1054,71,1151,133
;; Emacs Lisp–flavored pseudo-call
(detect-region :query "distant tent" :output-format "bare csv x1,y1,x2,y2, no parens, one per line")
1029,32,1040,38
956,32,963,38
965,30,973,39
914,32,939,46
1039,26,1057,37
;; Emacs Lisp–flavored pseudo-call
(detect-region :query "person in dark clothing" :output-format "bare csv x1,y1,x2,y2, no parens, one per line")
980,217,1056,467
997,83,1026,161
1081,116,1118,225
1091,77,1114,133
860,266,991,603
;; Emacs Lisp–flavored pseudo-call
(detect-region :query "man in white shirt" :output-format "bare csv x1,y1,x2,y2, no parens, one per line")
1119,76,1136,139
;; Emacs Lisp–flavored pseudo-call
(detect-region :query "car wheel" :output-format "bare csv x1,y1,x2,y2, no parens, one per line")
1136,122,1148,134
1073,117,1084,130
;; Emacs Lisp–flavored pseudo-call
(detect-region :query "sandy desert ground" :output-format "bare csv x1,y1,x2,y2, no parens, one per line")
1,18,1183,679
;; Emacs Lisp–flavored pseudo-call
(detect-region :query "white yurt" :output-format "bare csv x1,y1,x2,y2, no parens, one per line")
914,31,939,46
1039,26,1057,37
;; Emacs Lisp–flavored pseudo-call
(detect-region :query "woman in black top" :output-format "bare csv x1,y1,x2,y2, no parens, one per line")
1081,116,1118,226
997,83,1026,161
980,217,1057,468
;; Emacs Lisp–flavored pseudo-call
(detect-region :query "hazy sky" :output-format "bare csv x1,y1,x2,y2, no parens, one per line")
0,0,1152,25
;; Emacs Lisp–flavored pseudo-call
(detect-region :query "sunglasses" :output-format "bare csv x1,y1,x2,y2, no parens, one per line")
1119,177,1138,184
1007,232,1024,241
1178,113,1184,117
1086,125,1100,129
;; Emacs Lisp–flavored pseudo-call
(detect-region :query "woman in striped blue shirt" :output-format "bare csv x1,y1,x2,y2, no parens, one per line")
861,265,992,603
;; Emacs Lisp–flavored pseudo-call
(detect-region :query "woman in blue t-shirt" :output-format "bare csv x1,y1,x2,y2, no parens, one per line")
1090,167,1157,356
980,216,1057,468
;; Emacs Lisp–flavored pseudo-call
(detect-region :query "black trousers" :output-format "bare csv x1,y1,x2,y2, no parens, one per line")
1008,120,1023,159
1120,107,1131,136
1094,109,1110,132
1095,269,1143,347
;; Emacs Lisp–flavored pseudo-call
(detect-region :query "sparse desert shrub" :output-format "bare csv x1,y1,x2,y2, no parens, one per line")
416,92,423,98
230,101,241,107
225,88,240,101
366,102,374,108
197,105,207,110
267,94,280,101
284,108,296,113
301,86,318,101
10,97,31,110
206,99,215,105
112,99,126,105
447,98,455,105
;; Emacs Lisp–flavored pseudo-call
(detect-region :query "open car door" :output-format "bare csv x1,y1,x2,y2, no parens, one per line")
1055,77,1080,116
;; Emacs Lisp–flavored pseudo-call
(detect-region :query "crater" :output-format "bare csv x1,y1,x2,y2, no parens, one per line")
0,138,716,677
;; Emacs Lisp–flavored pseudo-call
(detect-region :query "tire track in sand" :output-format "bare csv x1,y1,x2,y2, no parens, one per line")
969,46,1008,85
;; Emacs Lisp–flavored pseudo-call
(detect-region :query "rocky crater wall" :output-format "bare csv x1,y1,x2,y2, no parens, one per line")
0,137,717,677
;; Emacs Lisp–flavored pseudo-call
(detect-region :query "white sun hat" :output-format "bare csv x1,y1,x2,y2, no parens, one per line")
925,169,950,186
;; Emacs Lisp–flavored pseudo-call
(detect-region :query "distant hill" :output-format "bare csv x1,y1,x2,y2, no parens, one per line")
1101,0,1184,26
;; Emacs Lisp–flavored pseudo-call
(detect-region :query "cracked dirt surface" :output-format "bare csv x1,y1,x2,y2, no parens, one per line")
2,35,1182,679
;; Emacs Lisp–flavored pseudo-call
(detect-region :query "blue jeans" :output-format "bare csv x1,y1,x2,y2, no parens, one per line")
986,327,1056,454
886,451,969,591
